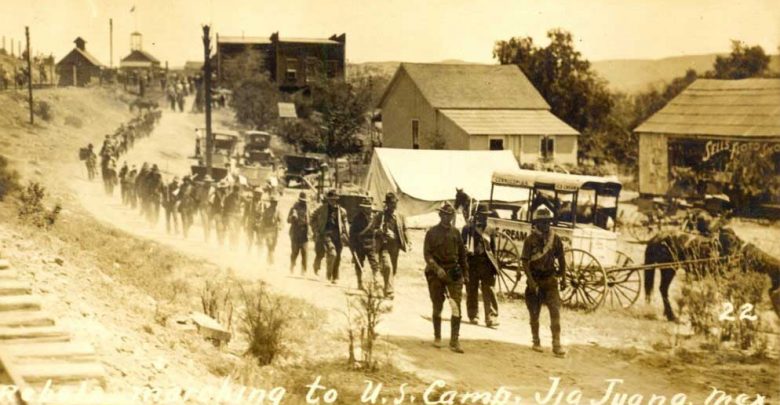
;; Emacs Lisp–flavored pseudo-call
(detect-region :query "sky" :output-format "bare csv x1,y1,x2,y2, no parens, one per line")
1,0,778,68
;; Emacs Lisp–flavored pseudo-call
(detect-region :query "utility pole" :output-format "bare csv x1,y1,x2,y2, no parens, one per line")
202,25,213,177
109,18,113,68
25,27,33,125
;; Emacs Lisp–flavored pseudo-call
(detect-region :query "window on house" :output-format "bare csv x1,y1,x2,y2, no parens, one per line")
412,120,419,149
489,139,504,150
305,58,321,83
285,58,298,83
541,136,555,160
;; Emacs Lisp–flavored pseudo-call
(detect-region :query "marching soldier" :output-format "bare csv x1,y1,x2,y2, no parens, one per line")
118,161,129,203
259,195,281,264
521,206,567,357
288,192,310,274
146,165,164,225
245,187,264,253
424,202,469,353
178,175,196,238
311,190,349,284
223,183,244,249
85,144,97,181
125,165,138,208
465,204,499,328
196,175,216,242
163,177,181,234
349,197,379,291
372,192,409,299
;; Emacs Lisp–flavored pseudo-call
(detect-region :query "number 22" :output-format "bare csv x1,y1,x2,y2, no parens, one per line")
719,302,758,322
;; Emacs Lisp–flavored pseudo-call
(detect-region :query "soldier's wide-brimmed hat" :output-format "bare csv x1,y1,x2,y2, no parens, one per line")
298,191,307,202
202,174,213,182
326,190,338,200
172,176,180,182
438,201,456,215
384,192,398,203
269,195,278,202
476,204,490,214
253,186,263,194
217,179,229,188
532,206,554,223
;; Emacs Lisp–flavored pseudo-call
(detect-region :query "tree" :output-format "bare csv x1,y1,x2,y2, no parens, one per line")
229,74,280,130
724,146,780,212
712,40,770,79
494,29,613,159
309,77,374,186
220,48,266,89
277,118,322,153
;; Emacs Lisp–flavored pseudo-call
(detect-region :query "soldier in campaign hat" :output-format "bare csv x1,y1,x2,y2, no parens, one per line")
370,191,409,299
521,206,567,357
349,196,379,290
287,191,310,274
465,203,499,328
311,190,350,284
423,201,469,353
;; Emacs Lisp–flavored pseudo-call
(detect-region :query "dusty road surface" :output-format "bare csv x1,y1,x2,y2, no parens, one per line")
63,97,778,402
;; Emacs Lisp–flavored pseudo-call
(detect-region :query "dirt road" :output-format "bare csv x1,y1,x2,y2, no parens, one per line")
64,98,763,402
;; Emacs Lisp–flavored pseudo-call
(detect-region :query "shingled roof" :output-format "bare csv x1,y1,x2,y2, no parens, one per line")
379,63,550,110
635,78,780,138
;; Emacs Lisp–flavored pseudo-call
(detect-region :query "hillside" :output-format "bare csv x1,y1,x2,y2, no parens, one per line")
350,54,780,95
592,53,780,93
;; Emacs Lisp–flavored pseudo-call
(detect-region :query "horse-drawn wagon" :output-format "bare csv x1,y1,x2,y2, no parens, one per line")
480,170,640,311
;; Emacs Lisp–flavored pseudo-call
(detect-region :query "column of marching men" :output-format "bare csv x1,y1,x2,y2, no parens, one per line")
82,108,570,357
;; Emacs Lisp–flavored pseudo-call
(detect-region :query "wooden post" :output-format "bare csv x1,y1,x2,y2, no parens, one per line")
25,27,33,125
72,65,77,86
203,25,213,177
109,18,113,69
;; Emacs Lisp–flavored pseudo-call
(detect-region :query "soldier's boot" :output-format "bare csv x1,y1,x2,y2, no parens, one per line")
552,323,566,358
531,320,543,352
432,316,442,348
449,317,464,354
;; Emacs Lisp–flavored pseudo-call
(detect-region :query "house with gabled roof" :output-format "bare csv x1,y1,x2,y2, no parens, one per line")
635,78,780,203
377,63,579,165
55,37,104,86
119,32,161,75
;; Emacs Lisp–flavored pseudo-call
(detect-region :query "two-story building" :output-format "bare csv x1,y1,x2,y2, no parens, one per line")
377,63,579,166
216,32,346,91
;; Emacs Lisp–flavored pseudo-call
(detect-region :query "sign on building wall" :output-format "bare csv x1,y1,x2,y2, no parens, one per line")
702,140,780,162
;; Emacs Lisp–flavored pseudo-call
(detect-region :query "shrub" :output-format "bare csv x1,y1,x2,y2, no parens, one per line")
0,155,21,201
33,100,53,122
240,285,287,365
719,271,767,352
344,281,391,371
17,181,60,229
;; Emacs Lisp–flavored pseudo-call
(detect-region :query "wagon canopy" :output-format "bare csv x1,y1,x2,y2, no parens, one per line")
365,148,528,217
492,170,622,195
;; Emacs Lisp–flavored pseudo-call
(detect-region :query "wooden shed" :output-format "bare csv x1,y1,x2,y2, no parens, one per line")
635,78,780,201
55,37,104,86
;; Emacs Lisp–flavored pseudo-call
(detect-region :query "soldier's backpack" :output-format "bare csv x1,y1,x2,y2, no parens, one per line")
79,147,89,161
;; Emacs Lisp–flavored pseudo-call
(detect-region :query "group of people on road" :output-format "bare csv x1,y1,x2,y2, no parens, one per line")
165,78,190,113
287,190,409,299
82,109,161,196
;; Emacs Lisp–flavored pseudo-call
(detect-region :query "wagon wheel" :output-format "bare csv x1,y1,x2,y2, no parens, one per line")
605,251,642,308
558,248,607,311
625,212,655,243
492,232,521,295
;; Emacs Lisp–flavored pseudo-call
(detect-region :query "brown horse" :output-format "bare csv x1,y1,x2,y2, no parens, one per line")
643,231,722,321
718,227,780,318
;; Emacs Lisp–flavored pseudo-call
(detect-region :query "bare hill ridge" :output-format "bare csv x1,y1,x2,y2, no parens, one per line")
350,54,780,94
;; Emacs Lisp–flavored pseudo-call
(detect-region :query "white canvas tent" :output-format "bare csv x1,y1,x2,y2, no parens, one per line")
365,148,528,221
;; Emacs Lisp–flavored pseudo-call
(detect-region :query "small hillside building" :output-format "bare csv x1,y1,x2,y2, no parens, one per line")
55,37,104,86
377,63,579,166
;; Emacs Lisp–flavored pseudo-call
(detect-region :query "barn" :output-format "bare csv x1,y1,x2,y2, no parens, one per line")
55,37,104,86
635,78,780,210
377,63,579,166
